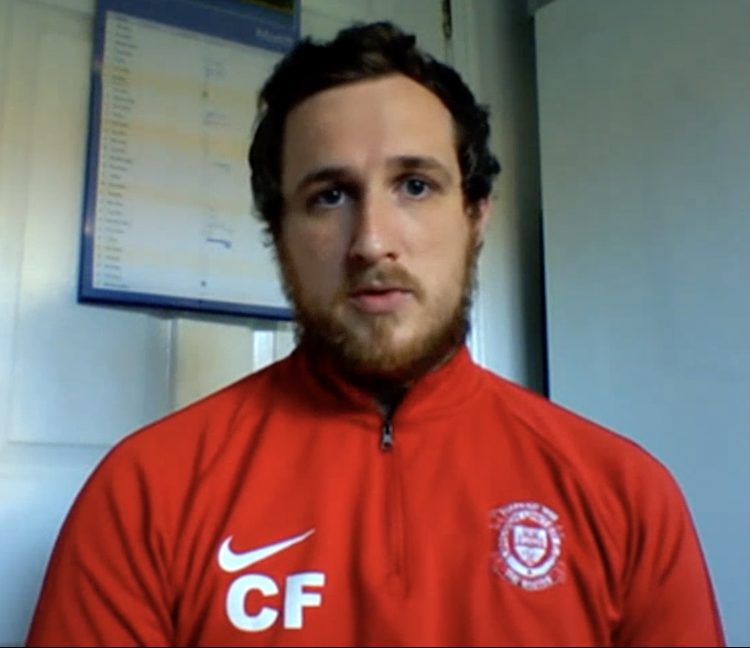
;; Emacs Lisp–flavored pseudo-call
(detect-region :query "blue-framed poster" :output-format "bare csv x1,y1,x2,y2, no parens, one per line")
78,0,299,319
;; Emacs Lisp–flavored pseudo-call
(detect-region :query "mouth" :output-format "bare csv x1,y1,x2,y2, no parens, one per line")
348,286,412,314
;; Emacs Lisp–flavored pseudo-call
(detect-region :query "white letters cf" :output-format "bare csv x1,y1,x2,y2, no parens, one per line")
218,529,325,632
226,572,325,632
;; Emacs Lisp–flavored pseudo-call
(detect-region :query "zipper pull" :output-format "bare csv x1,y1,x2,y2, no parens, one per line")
380,419,394,451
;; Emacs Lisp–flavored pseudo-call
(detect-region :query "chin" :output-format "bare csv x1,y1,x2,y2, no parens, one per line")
321,311,467,386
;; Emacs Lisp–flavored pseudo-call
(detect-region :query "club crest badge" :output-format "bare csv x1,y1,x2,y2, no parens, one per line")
489,501,564,591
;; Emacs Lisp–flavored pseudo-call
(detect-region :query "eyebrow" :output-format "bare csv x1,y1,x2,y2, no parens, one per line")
391,155,454,183
293,166,351,197
291,155,455,197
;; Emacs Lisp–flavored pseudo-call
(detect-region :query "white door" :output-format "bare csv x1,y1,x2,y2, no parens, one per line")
0,0,446,643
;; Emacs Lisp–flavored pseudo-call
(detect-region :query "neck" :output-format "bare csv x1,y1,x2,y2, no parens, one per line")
373,385,408,418
301,336,462,414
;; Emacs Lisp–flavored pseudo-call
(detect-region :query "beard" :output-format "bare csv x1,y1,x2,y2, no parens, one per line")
277,234,480,390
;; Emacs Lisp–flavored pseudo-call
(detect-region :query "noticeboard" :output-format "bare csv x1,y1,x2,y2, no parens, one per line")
79,0,299,319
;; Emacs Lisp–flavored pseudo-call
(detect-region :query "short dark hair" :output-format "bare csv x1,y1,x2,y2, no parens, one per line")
248,21,501,240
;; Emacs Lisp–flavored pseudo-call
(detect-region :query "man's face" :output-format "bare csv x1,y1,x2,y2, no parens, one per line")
277,74,489,384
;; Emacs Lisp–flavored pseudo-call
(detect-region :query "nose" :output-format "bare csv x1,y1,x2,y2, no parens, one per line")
347,190,398,265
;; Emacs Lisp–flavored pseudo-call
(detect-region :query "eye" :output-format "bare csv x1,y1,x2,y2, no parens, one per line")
401,177,432,199
310,187,346,210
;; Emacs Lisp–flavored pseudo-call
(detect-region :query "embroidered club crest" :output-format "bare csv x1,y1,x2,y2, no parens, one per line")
489,501,564,591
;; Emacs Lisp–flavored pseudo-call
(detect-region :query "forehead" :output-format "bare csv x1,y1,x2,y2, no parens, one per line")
280,74,459,192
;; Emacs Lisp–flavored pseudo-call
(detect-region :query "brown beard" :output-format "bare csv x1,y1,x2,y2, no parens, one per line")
276,232,480,391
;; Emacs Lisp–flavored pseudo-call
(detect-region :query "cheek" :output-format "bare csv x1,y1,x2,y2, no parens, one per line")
419,223,473,278
282,222,347,293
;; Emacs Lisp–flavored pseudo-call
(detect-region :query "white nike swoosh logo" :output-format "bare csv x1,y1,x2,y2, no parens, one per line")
217,529,315,573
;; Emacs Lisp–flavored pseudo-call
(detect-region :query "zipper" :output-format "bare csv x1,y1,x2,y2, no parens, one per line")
379,394,402,451
377,411,406,593
380,417,394,451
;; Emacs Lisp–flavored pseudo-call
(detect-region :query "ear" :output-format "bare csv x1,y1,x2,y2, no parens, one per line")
471,198,492,244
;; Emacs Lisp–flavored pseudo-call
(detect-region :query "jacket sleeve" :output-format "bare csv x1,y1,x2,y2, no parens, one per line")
25,440,174,647
613,457,725,647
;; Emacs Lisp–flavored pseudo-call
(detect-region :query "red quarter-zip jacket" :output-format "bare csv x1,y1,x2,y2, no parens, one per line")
26,345,725,646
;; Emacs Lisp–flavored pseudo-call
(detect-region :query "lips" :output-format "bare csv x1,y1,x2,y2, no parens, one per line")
349,286,412,314
345,264,420,314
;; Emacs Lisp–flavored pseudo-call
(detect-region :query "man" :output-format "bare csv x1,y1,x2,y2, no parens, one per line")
26,21,724,647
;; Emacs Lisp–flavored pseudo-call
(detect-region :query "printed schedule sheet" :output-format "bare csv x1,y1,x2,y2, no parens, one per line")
86,6,290,315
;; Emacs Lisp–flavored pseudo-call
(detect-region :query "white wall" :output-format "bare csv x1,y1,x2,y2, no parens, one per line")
455,0,546,392
536,1,749,645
